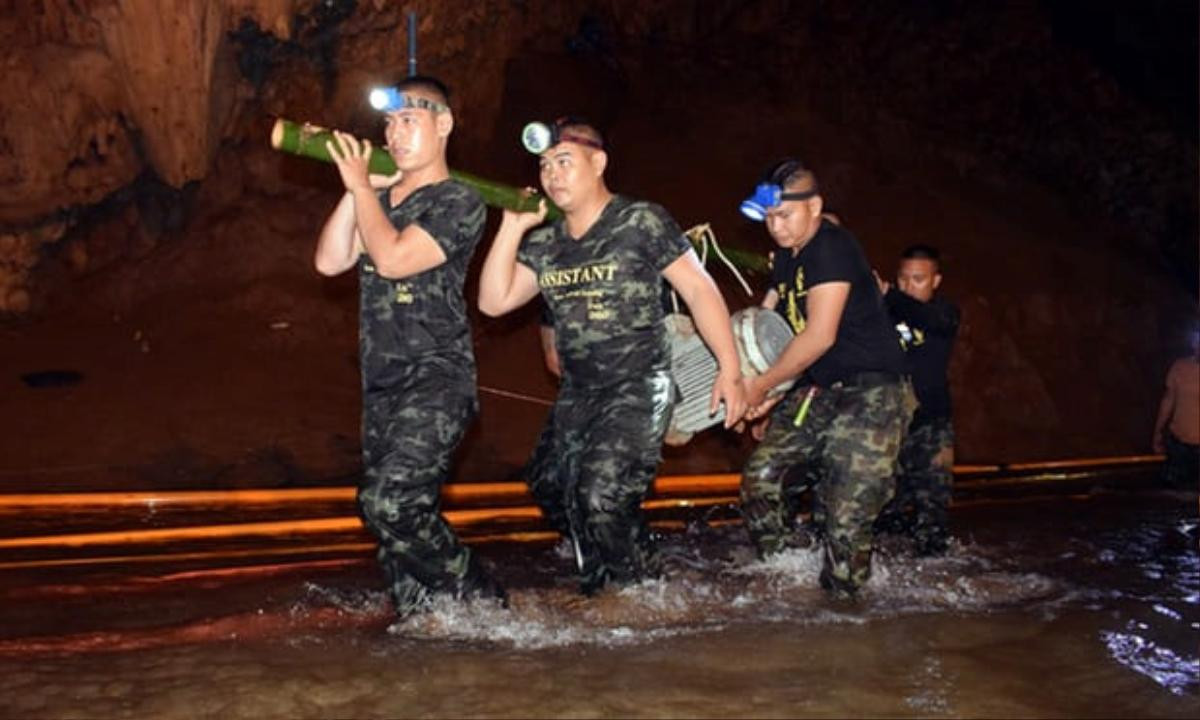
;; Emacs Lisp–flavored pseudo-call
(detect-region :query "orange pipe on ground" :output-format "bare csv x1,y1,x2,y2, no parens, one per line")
0,543,374,571
0,517,367,550
1003,455,1163,471
0,496,740,552
0,476,739,509
0,487,354,508
0,456,1165,511
952,464,1003,474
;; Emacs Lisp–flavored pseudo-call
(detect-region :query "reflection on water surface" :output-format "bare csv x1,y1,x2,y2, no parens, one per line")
0,493,1195,718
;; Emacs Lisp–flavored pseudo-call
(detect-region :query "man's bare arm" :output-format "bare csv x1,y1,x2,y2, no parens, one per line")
349,187,448,279
761,288,780,311
744,281,849,417
322,130,448,279
663,250,747,426
478,207,546,316
540,325,562,378
315,192,364,276
1152,362,1179,452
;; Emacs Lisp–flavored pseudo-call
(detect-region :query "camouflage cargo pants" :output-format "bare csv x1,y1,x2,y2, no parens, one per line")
526,371,673,595
525,405,571,538
875,414,954,555
358,362,498,617
741,378,913,597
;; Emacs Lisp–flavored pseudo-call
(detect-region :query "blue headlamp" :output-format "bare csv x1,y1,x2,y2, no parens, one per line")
368,86,448,113
739,183,818,222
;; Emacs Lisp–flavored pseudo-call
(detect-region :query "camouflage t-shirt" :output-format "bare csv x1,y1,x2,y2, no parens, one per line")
517,195,692,388
358,179,485,393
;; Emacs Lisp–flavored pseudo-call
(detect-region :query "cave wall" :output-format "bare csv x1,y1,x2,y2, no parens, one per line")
0,0,692,310
0,0,1195,464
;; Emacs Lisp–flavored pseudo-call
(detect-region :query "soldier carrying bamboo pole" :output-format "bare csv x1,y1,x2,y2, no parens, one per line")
478,117,747,595
313,75,505,619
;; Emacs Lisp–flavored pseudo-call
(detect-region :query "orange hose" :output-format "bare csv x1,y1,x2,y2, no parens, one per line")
0,517,366,549
0,496,740,551
0,487,354,508
952,464,1003,474
1002,455,1163,471
0,476,739,509
0,543,374,571
0,456,1166,512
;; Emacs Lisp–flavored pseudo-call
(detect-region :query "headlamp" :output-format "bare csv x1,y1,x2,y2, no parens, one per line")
739,183,818,221
521,122,554,154
520,118,604,155
368,86,448,113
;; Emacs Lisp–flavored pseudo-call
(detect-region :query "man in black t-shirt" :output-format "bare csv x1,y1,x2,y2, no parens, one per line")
738,158,913,598
479,118,746,595
873,245,960,555
315,76,503,619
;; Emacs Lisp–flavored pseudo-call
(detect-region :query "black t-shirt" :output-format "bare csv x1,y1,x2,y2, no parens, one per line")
769,220,904,386
884,288,959,419
358,179,486,393
518,195,692,388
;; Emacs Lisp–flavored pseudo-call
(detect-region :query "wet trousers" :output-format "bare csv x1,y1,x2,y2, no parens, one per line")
741,379,912,596
525,371,673,594
358,362,492,617
875,413,954,555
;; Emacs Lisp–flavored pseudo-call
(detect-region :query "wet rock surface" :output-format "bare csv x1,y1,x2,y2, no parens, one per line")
0,1,1195,478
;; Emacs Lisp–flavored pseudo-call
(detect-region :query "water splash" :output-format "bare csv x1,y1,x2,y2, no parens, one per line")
366,533,1063,650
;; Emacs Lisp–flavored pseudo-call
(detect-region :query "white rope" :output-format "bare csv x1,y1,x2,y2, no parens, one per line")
478,385,554,407
685,223,754,297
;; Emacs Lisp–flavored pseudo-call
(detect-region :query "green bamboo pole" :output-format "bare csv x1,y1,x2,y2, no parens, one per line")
713,245,768,275
270,118,768,275
270,118,562,219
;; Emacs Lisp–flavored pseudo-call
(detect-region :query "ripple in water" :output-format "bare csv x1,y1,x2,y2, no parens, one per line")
1102,624,1200,696
289,532,1073,650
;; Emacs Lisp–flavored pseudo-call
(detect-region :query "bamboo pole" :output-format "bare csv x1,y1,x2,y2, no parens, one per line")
270,118,562,219
270,118,775,275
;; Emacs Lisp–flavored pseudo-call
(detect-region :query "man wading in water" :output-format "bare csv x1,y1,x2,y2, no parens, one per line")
737,158,914,599
478,117,746,595
315,76,504,619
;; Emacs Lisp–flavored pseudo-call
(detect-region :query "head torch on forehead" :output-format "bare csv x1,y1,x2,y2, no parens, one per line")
368,86,448,113
520,117,604,154
739,183,818,222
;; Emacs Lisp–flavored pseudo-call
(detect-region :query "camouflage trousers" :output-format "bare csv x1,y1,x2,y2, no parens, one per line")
358,361,498,618
525,371,673,595
741,378,913,597
874,414,954,555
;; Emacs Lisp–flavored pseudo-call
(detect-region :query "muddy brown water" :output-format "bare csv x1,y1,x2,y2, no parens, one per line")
0,490,1195,718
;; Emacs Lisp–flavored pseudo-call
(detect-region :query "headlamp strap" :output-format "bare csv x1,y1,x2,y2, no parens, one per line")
779,188,818,202
555,131,604,150
391,93,448,113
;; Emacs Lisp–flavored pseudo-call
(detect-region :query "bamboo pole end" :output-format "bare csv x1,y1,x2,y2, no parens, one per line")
269,118,287,150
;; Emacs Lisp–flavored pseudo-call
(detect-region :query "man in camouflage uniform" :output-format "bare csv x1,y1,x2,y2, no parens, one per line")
527,285,679,541
315,76,503,618
873,245,960,555
738,158,913,599
478,118,746,595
